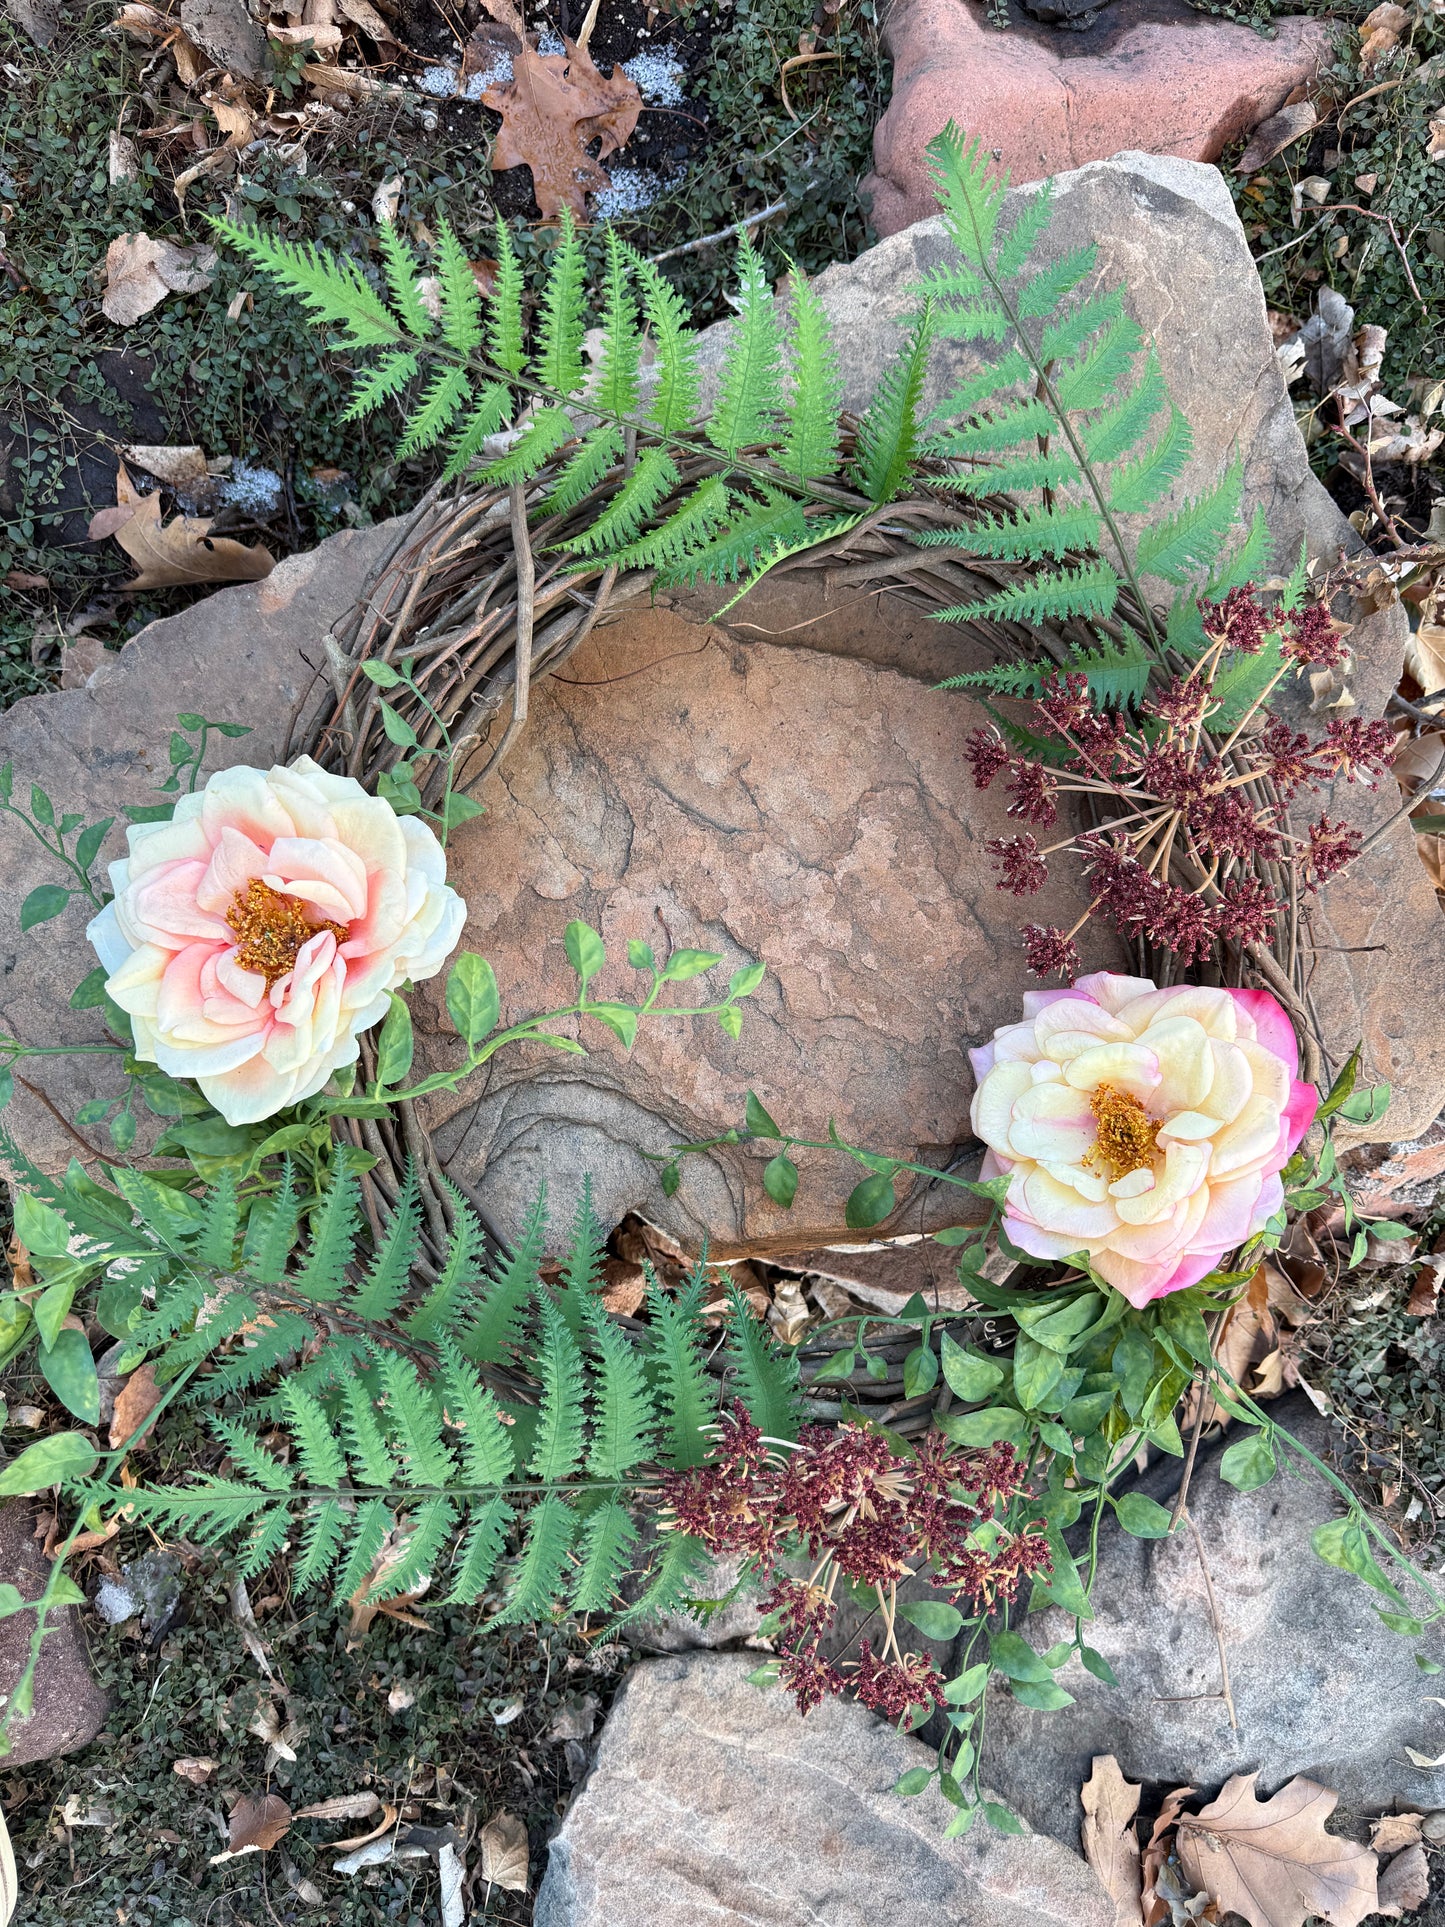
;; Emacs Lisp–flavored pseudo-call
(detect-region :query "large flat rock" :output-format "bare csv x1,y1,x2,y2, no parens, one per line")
533,1652,1116,1927
0,1501,109,1766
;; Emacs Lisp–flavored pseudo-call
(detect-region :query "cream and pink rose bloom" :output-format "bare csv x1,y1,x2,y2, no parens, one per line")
969,972,1316,1308
87,758,465,1127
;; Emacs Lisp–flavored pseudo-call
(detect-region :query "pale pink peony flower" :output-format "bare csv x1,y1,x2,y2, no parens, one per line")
968,972,1317,1308
87,757,466,1127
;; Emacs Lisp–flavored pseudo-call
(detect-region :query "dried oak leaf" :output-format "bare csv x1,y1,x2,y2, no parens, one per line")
1175,1774,1377,1927
1237,101,1317,173
483,36,641,220
90,462,273,591
101,233,217,325
1368,1813,1423,1856
1374,1842,1430,1917
1081,1756,1145,1927
211,1792,292,1862
478,1810,529,1894
109,1361,161,1450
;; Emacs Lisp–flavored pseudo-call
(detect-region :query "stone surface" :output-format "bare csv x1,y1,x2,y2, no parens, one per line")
178,0,270,80
0,1501,109,1766
533,1652,1116,1926
0,520,403,1179
864,0,1329,234
1,154,1439,1253
982,1396,1445,1844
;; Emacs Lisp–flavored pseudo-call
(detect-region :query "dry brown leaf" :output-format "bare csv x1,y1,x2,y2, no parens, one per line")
331,1802,399,1851
1407,620,1445,698
335,0,397,56
1237,101,1317,173
599,1259,646,1317
483,36,642,219
1374,1843,1429,1917
1176,1774,1377,1927
92,462,273,590
207,94,253,147
1143,1786,1199,1927
172,1756,218,1785
478,1810,529,1894
1081,1756,1144,1927
122,443,210,489
100,233,218,325
210,1792,292,1862
1368,1813,1423,1855
109,1362,161,1450
111,2,173,36
347,1521,432,1642
293,1792,381,1824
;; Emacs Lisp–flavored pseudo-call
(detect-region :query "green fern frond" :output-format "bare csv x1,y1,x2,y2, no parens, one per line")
654,489,808,589
646,1262,718,1468
555,1179,605,1341
488,219,526,378
1203,504,1271,597
929,299,1011,343
1051,309,1143,414
570,1499,639,1615
295,1499,347,1591
529,1294,587,1483
435,218,483,354
593,230,642,424
722,1281,798,1440
533,210,588,397
611,1527,711,1627
396,364,471,458
937,660,1047,698
210,218,401,348
931,451,1083,497
852,300,934,505
634,254,702,436
405,1182,486,1341
919,501,1100,563
439,382,513,485
1078,351,1167,467
609,476,734,571
245,1161,301,1285
375,220,432,339
1134,460,1242,585
467,1185,548,1365
292,1165,363,1302
351,1169,420,1322
1039,289,1123,368
445,1495,513,1604
281,1382,347,1490
194,1170,238,1271
341,1372,398,1487
585,1305,656,1479
926,124,1006,269
1209,632,1285,729
925,349,1032,425
1016,244,1096,320
570,445,678,554
333,1497,394,1605
342,349,420,422
541,427,624,519
1062,632,1153,708
492,1493,575,1624
385,1497,458,1596
1106,402,1193,515
777,264,842,484
213,1419,293,1492
377,1351,457,1488
994,177,1056,279
183,1305,314,1397
934,562,1120,627
479,405,573,487
706,232,782,457
237,1505,292,1579
436,1337,516,1486
934,396,1056,457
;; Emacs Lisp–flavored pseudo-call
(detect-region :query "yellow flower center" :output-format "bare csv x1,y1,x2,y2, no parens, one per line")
1086,1083,1157,1181
227,878,347,990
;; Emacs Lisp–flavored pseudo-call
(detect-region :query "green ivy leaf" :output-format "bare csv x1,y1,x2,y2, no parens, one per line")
1113,1492,1175,1539
1012,1334,1064,1410
717,1005,742,1041
33,1278,77,1350
213,722,253,739
1310,1514,1405,1603
902,1343,938,1398
810,1349,857,1384
589,1003,640,1050
0,1068,11,1111
38,1328,100,1425
660,1161,681,1197
1219,1431,1277,1493
361,660,404,687
763,1154,798,1209
845,1170,895,1229
939,1407,1029,1449
727,961,766,999
29,784,54,826
68,966,110,1010
745,1090,781,1139
376,993,415,1087
0,1431,98,1496
1080,1645,1119,1686
446,952,500,1047
627,939,656,971
13,1191,72,1259
989,1630,1052,1683
940,1333,1005,1402
564,919,606,989
73,817,115,874
20,884,72,931
379,699,418,747
109,1109,137,1153
659,948,722,982
377,770,422,815
440,791,485,831
943,1663,990,1704
899,1599,963,1641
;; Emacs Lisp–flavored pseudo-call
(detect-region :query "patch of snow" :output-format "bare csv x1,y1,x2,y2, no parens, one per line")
462,54,510,97
621,49,686,107
537,26,565,54
221,462,284,515
592,167,678,220
416,65,459,98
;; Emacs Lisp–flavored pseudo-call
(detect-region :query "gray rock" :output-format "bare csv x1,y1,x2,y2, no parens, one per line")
982,1396,1445,1844
179,0,269,79
0,1500,109,1765
533,1652,1116,1926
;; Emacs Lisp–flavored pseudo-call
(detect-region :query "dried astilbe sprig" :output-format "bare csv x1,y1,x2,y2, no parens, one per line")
967,582,1394,977
659,1404,1050,1717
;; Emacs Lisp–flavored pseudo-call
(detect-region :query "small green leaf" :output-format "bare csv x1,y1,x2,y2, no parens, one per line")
533,1034,586,1054
894,1767,934,1796
589,1002,639,1050
20,884,72,931
1417,1654,1443,1675
13,1191,72,1258
982,1801,1027,1833
440,791,485,830
811,1349,857,1384
1219,1431,1276,1493
38,1328,101,1424
124,801,177,825
1080,1645,1119,1686
845,1170,896,1229
718,1005,742,1041
627,939,656,971
763,1154,798,1208
990,1631,1052,1683
940,1406,1029,1448
943,1663,990,1704
903,1343,938,1398
168,731,191,765
1012,1334,1065,1410
564,919,607,988
377,769,423,814
213,721,252,739
659,948,722,982
29,785,54,826
899,1599,963,1641
940,1333,1005,1402
379,699,418,747
445,952,500,1047
745,1661,780,1687
0,1431,98,1496
74,818,115,874
109,1109,137,1153
660,1161,681,1197
33,1278,77,1349
932,1224,978,1246
728,961,766,999
1377,1610,1425,1635
745,1090,781,1139
68,966,109,1010
0,1068,11,1110
362,660,404,687
1007,1678,1075,1712
1114,1492,1175,1539
1311,1514,1405,1602
944,1804,978,1838
376,993,415,1086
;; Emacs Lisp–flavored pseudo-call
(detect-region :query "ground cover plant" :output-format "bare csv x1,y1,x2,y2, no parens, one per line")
0,111,1441,1927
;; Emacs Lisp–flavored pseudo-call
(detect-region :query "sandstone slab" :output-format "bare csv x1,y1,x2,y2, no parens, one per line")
982,1397,1445,1843
864,0,1328,235
0,1501,109,1765
533,1652,1117,1927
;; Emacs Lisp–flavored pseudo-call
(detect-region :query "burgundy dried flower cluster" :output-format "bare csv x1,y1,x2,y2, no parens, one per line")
965,584,1391,978
660,1405,1051,1718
